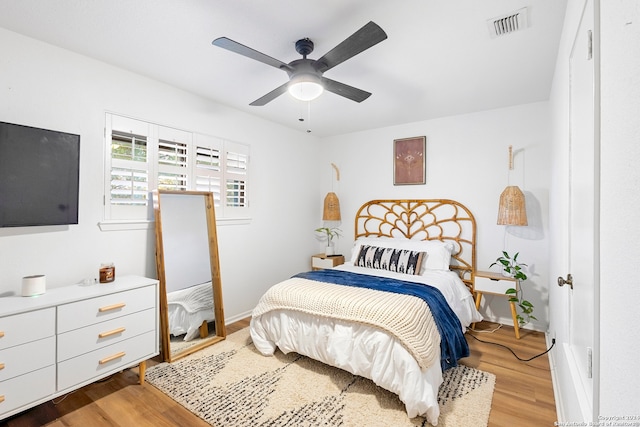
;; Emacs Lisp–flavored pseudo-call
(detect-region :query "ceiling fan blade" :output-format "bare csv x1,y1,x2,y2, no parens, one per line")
321,77,371,103
212,37,293,72
315,21,388,73
249,82,289,106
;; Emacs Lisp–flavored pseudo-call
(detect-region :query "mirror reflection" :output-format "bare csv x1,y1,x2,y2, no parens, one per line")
154,190,226,362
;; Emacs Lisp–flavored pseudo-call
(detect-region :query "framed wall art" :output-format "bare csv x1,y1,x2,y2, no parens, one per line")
393,136,426,185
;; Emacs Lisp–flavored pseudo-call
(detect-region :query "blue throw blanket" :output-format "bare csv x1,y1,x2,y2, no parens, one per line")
294,269,469,371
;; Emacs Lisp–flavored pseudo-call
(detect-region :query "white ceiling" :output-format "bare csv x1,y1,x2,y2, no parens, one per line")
0,0,567,137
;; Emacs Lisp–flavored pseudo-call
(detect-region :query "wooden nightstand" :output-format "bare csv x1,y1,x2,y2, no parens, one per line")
473,270,521,339
311,253,345,270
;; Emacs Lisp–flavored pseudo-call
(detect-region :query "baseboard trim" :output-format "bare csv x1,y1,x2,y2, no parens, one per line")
546,332,564,423
225,309,252,326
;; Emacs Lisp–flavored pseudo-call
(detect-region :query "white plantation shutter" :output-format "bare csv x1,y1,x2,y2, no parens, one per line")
224,141,249,216
193,134,223,207
104,114,249,223
110,167,148,206
106,116,152,220
157,126,190,191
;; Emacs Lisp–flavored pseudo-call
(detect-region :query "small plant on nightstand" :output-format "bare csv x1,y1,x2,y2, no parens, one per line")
315,227,342,256
490,251,536,326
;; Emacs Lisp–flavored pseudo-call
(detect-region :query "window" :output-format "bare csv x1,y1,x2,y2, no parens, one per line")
104,114,249,224
224,142,249,213
157,126,189,192
194,144,222,204
109,130,149,207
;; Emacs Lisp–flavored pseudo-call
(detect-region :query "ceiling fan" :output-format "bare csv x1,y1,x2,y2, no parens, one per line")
212,21,388,106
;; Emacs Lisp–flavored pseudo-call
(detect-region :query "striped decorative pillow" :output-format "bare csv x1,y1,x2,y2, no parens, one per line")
355,245,425,275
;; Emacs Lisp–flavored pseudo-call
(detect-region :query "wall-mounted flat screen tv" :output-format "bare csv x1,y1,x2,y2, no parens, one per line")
0,121,80,227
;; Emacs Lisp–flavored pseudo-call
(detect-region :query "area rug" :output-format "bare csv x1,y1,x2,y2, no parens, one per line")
146,328,495,427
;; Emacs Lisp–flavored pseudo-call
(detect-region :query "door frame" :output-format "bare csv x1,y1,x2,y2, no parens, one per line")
549,0,601,422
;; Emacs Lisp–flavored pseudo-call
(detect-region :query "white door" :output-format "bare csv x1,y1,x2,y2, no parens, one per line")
562,0,597,420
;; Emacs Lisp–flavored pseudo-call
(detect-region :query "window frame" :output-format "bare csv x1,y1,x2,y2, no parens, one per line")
101,113,250,230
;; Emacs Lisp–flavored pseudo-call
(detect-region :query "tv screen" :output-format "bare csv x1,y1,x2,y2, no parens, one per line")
0,121,80,227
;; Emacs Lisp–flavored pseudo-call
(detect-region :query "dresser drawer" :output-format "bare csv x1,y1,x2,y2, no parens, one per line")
0,365,55,417
311,254,345,270
58,285,156,333
312,257,337,269
57,330,156,391
57,308,155,362
474,275,516,294
0,336,55,382
0,308,55,350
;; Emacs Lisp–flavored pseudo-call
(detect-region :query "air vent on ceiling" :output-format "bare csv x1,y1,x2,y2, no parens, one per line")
487,7,529,38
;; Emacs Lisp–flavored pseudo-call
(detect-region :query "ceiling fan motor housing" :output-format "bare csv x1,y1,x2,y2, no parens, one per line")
286,59,322,81
295,38,314,57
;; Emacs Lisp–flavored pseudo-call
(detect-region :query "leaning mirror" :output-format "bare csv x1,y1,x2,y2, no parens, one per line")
153,190,226,362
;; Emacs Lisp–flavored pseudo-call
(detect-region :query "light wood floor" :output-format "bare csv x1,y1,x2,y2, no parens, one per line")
464,321,557,426
1,320,556,427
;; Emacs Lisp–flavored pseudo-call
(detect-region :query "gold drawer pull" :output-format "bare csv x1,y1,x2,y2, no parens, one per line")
98,327,126,339
0,331,4,338
0,363,4,370
0,395,4,404
99,351,126,365
98,302,126,313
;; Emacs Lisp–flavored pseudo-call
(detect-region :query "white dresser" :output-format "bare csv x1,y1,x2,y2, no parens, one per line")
0,275,158,420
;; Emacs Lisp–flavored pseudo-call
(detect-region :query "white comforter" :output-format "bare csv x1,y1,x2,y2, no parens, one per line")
250,263,482,425
167,281,214,341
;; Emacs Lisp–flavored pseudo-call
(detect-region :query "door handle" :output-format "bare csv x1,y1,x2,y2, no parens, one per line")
558,273,573,289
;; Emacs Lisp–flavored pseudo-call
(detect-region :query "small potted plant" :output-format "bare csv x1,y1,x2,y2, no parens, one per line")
315,227,342,256
490,251,527,280
489,251,536,327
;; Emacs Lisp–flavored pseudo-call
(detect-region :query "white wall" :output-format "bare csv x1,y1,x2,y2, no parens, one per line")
0,28,321,321
319,102,552,331
598,0,640,416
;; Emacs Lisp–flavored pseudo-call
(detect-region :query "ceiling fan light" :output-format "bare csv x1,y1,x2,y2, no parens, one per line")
288,78,324,101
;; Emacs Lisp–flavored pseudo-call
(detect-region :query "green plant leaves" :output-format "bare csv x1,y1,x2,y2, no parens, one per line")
314,227,342,243
490,251,528,281
501,279,535,327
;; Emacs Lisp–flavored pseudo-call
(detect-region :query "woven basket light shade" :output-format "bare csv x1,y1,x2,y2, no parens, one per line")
497,185,528,226
322,192,341,221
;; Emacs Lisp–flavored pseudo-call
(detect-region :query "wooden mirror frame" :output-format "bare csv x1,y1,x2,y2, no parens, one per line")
153,190,226,362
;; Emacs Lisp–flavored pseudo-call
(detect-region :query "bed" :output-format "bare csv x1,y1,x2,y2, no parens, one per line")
250,199,482,425
166,281,215,341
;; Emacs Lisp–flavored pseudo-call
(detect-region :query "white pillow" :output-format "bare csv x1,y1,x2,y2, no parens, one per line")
349,236,453,272
419,240,454,271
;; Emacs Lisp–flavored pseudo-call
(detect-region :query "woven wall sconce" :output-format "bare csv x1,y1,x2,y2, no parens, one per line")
322,163,341,221
322,192,341,221
497,146,528,226
497,185,527,225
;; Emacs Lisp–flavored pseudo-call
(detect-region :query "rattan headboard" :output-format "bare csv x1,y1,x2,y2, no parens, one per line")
354,199,477,291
